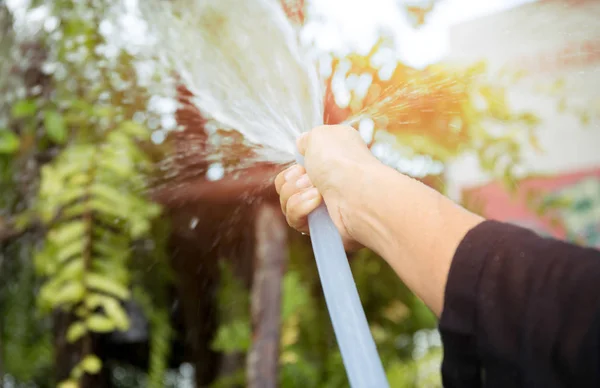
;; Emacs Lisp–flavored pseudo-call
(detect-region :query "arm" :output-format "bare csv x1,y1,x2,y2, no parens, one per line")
348,160,484,316
279,124,600,384
356,163,600,384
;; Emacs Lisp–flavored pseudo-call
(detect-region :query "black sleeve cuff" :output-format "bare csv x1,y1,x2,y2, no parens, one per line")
439,220,507,335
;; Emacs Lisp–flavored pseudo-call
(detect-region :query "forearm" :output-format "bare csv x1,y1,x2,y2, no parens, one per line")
349,161,483,316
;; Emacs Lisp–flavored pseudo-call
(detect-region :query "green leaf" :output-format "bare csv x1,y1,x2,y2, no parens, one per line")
86,314,115,333
102,298,130,331
211,319,251,353
44,110,68,144
70,365,83,380
75,306,89,318
56,239,84,264
66,322,87,343
52,283,85,307
85,274,130,299
69,172,92,186
91,183,131,210
55,186,87,208
119,120,149,139
11,99,37,118
48,221,86,245
85,293,130,331
0,130,20,154
89,198,124,220
80,355,102,374
98,156,134,177
58,259,84,279
130,218,151,238
93,242,130,263
91,261,130,285
62,203,88,220
58,379,79,388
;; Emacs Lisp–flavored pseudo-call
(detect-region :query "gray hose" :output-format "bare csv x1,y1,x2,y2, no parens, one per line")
297,153,389,388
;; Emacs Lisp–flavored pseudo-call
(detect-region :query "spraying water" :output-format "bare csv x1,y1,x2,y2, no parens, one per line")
142,0,322,165
141,0,389,386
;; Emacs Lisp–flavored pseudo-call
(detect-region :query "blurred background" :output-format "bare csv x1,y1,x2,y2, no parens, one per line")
1,0,599,387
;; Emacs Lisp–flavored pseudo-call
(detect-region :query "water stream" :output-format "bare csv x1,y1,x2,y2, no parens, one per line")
140,0,389,386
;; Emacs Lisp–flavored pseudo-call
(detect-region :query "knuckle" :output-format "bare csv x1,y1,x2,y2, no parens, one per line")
279,181,297,212
285,192,300,214
285,194,304,223
281,181,298,199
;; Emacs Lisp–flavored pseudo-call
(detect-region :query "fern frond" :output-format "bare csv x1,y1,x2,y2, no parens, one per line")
35,120,161,383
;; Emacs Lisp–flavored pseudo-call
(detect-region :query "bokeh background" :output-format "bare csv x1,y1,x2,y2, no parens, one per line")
1,0,599,387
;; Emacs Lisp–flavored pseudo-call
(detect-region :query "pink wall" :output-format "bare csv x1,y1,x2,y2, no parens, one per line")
463,167,600,239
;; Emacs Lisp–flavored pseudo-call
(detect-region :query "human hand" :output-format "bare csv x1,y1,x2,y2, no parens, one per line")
274,125,380,251
276,126,485,317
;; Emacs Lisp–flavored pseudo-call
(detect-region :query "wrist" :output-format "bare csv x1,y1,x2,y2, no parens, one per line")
341,159,402,258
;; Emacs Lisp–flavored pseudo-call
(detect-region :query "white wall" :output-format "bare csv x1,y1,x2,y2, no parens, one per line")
444,0,600,200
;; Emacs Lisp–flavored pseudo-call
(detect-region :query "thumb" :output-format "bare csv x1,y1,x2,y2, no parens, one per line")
296,132,310,157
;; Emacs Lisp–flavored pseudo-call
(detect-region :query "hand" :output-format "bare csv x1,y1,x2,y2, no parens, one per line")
274,125,380,251
276,126,484,317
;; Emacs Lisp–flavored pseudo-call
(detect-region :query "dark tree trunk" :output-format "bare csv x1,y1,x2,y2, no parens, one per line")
247,202,288,388
167,198,261,387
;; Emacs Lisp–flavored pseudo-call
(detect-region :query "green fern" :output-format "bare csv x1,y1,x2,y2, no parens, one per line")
34,119,161,385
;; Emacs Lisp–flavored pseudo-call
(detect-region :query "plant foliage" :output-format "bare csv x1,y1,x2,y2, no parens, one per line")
35,119,160,386
0,0,173,386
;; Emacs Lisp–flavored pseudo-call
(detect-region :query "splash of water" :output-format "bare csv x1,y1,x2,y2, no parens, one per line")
140,0,323,165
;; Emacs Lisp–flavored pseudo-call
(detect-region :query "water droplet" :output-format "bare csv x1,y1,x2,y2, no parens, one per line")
99,19,114,36
43,16,59,32
151,130,166,144
41,61,57,75
358,118,374,144
30,85,42,95
206,163,225,181
161,114,177,130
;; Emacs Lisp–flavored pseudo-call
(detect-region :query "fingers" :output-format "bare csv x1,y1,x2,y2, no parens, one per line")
275,164,304,195
275,163,322,234
279,168,308,215
285,187,322,232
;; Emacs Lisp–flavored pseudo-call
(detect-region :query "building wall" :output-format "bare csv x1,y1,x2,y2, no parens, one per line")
444,0,600,201
463,167,600,247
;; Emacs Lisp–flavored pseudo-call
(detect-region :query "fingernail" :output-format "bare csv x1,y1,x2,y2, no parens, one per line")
284,165,302,181
296,174,311,189
301,187,319,200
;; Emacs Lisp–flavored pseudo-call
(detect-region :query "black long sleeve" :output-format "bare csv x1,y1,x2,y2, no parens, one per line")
439,220,600,388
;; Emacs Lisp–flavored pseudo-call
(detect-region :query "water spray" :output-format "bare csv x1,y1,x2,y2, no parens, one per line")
142,0,388,386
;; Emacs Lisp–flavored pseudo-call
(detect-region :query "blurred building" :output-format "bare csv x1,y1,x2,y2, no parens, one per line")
444,0,600,245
